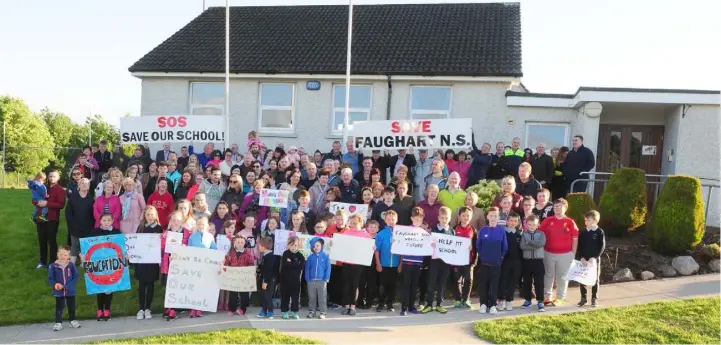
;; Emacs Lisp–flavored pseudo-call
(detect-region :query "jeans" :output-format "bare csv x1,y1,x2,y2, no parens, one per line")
55,296,76,323
477,265,501,307
36,221,59,265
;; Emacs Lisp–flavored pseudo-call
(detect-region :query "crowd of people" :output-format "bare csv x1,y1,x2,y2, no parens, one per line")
36,130,603,331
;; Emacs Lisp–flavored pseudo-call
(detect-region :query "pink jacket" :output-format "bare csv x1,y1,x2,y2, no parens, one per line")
160,227,192,274
247,137,263,149
453,161,471,188
93,195,121,228
119,192,146,234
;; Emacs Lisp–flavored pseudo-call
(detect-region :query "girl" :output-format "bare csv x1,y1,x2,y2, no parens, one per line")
454,151,471,189
339,214,372,316
135,206,162,320
247,130,263,150
238,214,259,262
288,210,307,234
93,181,121,229
186,216,217,318
239,180,270,227
126,166,144,195
280,236,306,319
361,187,375,221
176,199,196,230
323,186,341,213
160,211,191,320
192,192,212,219
550,147,570,199
120,178,146,234
523,148,534,163
83,212,121,321
217,220,236,311
261,216,280,244
326,210,348,309
147,180,175,227
210,201,233,234
175,169,196,202
266,158,278,175
225,235,256,316
260,208,286,230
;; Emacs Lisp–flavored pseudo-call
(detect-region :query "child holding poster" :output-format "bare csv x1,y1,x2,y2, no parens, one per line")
280,236,306,319
217,220,236,311
84,212,122,321
452,206,476,309
358,220,381,309
339,214,372,316
374,210,401,312
185,216,216,318
161,211,191,320
305,237,331,319
399,207,427,316
48,245,81,331
135,206,162,320
225,235,255,316
238,214,259,262
257,237,278,319
476,207,507,315
326,210,349,309
498,213,522,311
575,211,606,308
422,206,453,314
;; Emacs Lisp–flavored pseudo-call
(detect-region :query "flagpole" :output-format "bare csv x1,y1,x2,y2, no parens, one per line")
341,0,353,149
224,0,231,149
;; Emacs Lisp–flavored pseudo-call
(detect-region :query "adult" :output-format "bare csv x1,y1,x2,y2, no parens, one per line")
388,164,414,199
221,173,245,214
66,167,83,198
230,143,242,163
341,139,362,175
503,137,524,179
34,169,65,269
438,172,467,215
238,152,255,178
422,159,447,201
443,150,457,174
238,180,270,226
96,167,124,198
219,149,238,179
199,167,227,212
155,143,172,163
450,193,486,230
93,181,121,229
249,142,264,164
119,178,146,234
189,142,214,170
486,142,507,180
147,179,175,227
175,169,196,202
243,171,257,194
323,140,343,163
413,149,433,202
166,160,181,192
530,143,554,187
539,198,579,306
550,147,570,199
177,146,190,171
72,152,96,182
65,177,94,263
324,159,340,187
93,140,113,178
309,168,331,216
467,135,493,187
369,150,390,184
516,162,542,199
355,156,375,187
278,169,305,199
312,150,324,167
141,161,159,199
301,163,318,190
145,162,175,200
492,176,522,213
393,181,415,226
125,165,144,195
418,184,442,230
368,168,383,187
562,135,596,193
389,149,416,183
273,156,292,187
453,151,471,188
337,167,361,203
124,146,150,172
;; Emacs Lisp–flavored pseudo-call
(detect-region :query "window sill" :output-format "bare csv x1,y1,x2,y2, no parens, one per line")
258,131,298,138
326,134,343,139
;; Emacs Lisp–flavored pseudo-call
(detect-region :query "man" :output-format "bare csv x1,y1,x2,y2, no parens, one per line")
230,143,242,163
34,170,65,269
155,143,172,163
299,153,310,179
145,161,175,199
239,152,255,177
125,147,149,172
177,146,190,171
354,156,375,186
325,159,340,187
516,162,542,199
389,149,416,182
503,137,524,179
413,149,433,201
370,150,390,184
563,135,596,193
190,142,214,170
249,142,263,163
168,151,178,165
530,143,554,187
302,162,318,190
341,139,362,175
323,140,343,163
93,140,113,177
309,168,331,215
338,167,361,203
486,142,507,180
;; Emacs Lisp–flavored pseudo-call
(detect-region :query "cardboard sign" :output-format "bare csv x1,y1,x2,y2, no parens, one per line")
567,259,598,286
259,189,289,208
351,119,472,150
329,234,375,266
273,229,331,258
120,115,225,144
220,266,257,292
164,231,183,253
329,202,369,221
80,235,131,295
216,234,231,253
164,246,225,312
125,233,161,264
431,233,471,266
391,225,433,256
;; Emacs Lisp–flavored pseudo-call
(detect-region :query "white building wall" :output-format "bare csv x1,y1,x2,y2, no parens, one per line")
661,105,681,175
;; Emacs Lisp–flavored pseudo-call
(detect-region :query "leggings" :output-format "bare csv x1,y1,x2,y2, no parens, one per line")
55,296,76,323
229,292,250,312
138,281,155,310
342,264,363,307
97,293,113,310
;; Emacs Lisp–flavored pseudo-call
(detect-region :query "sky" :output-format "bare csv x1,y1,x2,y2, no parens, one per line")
0,0,719,126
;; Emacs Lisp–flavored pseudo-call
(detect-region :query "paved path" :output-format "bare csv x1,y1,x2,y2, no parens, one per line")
1,274,718,344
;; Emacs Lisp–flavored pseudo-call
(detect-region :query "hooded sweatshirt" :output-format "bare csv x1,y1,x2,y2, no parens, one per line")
48,261,79,297
305,237,331,282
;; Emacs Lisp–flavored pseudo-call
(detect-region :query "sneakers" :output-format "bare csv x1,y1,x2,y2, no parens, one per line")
136,310,145,320
163,309,169,319
453,301,462,309
554,298,565,306
307,311,316,318
103,310,110,321
167,309,177,320
282,312,290,320
505,301,513,311
489,306,498,314
421,305,434,314
463,301,472,309
479,304,488,314
400,311,408,316
577,298,588,307
329,303,340,309
376,306,384,312
256,310,267,318
348,309,356,316
35,263,45,270
521,300,533,309
591,298,598,307
196,311,203,318
189,310,196,318
227,311,235,316
319,312,326,319
96,310,103,321
237,309,245,315
53,323,62,331
70,320,81,328
341,309,350,316
409,307,420,314
144,309,152,319
38,215,48,222
543,299,556,307
537,302,546,312
267,312,274,319
497,303,505,311
436,306,448,314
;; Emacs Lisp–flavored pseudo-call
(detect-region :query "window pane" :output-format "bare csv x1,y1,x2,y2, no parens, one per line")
608,131,621,172
333,111,369,131
334,85,371,108
526,124,567,150
191,106,223,115
261,84,293,106
629,131,643,168
411,112,448,120
261,109,293,129
411,86,451,111
191,83,224,105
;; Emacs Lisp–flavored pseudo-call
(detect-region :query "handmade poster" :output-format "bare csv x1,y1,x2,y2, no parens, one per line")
164,246,225,312
219,266,257,292
216,234,231,253
329,234,375,266
259,189,289,208
390,225,433,256
164,231,183,253
351,119,472,150
329,202,369,221
80,235,131,295
273,229,331,258
125,233,161,264
120,115,225,144
431,233,471,266
567,260,598,286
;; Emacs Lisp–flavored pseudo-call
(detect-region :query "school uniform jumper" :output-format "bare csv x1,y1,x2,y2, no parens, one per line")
576,227,606,301
476,225,507,308
425,225,454,308
498,228,523,302
259,251,279,314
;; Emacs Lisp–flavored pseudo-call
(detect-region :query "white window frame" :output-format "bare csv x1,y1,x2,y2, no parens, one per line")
258,82,296,133
409,85,453,119
189,82,225,115
524,122,571,149
331,84,372,135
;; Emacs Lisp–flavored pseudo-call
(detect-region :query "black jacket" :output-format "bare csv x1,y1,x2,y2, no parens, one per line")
504,229,523,261
371,154,391,184
260,252,278,283
562,145,596,181
155,150,171,163
531,153,555,185
486,154,507,180
281,250,306,281
576,228,606,260
322,150,342,164
468,136,493,186
134,224,162,282
389,154,416,182
221,188,245,211
338,179,361,203
65,191,95,238
93,150,113,173
516,175,542,199
393,195,415,226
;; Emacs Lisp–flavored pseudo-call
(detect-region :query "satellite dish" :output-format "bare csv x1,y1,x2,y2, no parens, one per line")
584,102,603,118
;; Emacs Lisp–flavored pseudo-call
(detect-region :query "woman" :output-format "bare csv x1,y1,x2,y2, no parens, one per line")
523,148,534,163
243,171,256,194
388,165,414,199
450,192,486,230
467,138,493,188
119,178,146,234
199,167,227,212
125,166,144,194
174,169,196,202
141,162,159,199
492,175,522,213
313,150,323,167
278,169,305,202
368,168,383,187
370,182,384,203
360,187,375,222
94,181,121,228
66,167,83,198
539,198,579,306
96,167,124,198
147,179,175,227
65,177,94,263
221,173,245,214
393,181,415,226
550,147,570,200
266,159,279,177
34,170,65,269
252,161,263,179
418,184,442,230
444,150,457,174
188,154,200,171
205,150,223,170
438,172,467,216
454,151,471,189
238,180,269,227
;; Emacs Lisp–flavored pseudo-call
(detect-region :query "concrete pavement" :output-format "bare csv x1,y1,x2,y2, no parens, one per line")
1,274,718,344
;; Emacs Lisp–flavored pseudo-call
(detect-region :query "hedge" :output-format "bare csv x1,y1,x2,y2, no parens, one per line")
648,175,705,255
566,192,597,228
598,168,648,236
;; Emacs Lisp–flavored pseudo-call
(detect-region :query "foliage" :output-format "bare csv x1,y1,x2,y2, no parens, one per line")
699,244,721,261
0,96,55,174
648,175,706,255
92,329,321,344
466,179,501,210
566,192,597,227
87,113,120,147
39,108,87,173
598,168,648,236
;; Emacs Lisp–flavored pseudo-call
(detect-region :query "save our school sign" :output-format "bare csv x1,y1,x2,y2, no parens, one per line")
80,235,131,295
351,119,472,150
165,246,225,312
120,115,225,144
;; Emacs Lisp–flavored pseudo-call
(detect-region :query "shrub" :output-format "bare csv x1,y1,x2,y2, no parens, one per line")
566,192,597,228
598,168,648,236
466,180,501,210
699,244,720,261
648,175,706,255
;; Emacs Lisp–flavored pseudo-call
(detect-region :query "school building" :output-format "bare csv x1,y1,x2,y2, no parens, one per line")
128,2,721,225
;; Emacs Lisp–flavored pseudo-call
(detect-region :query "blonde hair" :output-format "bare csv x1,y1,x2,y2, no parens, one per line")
501,175,516,189
349,214,364,226
34,172,46,181
438,206,452,217
122,177,135,188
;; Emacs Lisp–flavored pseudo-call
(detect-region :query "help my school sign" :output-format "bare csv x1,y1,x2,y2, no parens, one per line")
120,115,225,144
351,119,472,150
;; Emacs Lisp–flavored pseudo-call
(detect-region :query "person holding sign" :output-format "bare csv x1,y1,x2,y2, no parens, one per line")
422,206,453,314
280,236,306,320
575,211,606,308
339,214,373,316
185,216,216,318
399,208,428,316
134,206,162,320
82,212,123,322
224,235,255,316
476,207,507,315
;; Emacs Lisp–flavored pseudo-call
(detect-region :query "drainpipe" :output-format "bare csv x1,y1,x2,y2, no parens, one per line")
386,75,393,120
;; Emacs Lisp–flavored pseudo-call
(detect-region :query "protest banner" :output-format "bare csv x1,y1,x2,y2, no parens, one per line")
259,188,289,208
164,231,183,253
219,266,257,292
391,225,433,256
329,234,375,266
125,233,161,264
216,234,231,253
329,202,369,221
80,235,131,295
431,233,471,266
566,260,598,286
120,115,225,144
273,229,331,258
351,119,472,150
164,246,225,312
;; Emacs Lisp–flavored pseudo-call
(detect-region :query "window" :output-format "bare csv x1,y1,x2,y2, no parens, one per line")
190,82,224,115
332,85,372,134
524,123,570,152
409,86,452,119
259,83,295,132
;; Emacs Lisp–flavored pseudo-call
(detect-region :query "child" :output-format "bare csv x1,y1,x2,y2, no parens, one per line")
260,208,286,231
160,211,192,320
520,196,536,229
135,206,163,320
257,236,278,319
519,214,546,312
84,212,122,321
452,206,475,309
48,245,80,331
326,210,349,309
238,214,259,262
371,186,396,229
374,210,401,312
533,189,554,221
305,237,331,319
340,214,372,315
422,206,453,314
186,216,216,318
210,201,233,234
218,220,236,311
498,213,522,311
28,172,49,222
358,220,381,309
260,216,280,246
313,219,331,238
247,130,263,150
288,210,307,234
281,236,306,319
576,211,606,308
399,207,426,316
295,191,316,234
225,235,255,316
476,207,507,314
497,194,513,228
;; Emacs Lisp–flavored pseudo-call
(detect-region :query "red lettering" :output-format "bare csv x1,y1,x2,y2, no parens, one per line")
421,120,431,133
157,116,188,128
391,121,401,133
157,116,167,128
390,121,433,133
178,116,187,127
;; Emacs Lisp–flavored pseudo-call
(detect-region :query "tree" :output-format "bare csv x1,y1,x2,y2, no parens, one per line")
87,114,119,147
39,108,86,168
0,96,55,174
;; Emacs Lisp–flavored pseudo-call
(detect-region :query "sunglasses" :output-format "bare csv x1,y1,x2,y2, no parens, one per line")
72,172,82,176
253,165,261,168
230,180,239,184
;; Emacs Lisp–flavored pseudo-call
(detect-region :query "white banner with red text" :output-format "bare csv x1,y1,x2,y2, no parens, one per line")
351,119,472,150
120,115,225,144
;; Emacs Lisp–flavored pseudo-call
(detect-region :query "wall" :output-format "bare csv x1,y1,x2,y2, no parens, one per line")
600,104,670,125
661,105,681,175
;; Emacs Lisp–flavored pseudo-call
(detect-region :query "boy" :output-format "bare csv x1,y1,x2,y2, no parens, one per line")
422,206,453,314
476,207,507,314
28,172,49,222
305,237,331,319
533,189,554,221
154,161,175,197
296,190,316,234
371,186,396,229
281,236,305,320
576,210,606,307
498,213,522,311
399,207,426,316
452,206,475,309
166,159,181,192
358,220,381,309
374,210,401,312
520,214,546,312
257,236,278,319
48,245,81,331
498,194,513,228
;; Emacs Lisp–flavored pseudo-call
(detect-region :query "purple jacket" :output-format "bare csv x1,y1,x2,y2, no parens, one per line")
238,192,269,228
417,199,442,230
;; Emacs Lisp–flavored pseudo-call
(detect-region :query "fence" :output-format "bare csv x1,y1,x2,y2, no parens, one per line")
1,146,83,188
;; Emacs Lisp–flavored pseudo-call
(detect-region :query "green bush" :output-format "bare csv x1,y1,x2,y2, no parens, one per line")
466,180,501,210
648,175,706,255
699,244,720,260
598,168,648,236
566,192,597,228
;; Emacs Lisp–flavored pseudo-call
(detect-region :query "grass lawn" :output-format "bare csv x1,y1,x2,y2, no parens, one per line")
91,329,320,344
473,297,721,344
